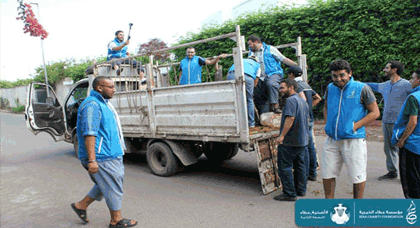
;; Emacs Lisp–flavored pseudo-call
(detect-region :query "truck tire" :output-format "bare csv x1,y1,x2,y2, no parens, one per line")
147,142,179,177
226,143,239,160
204,143,239,162
73,134,79,158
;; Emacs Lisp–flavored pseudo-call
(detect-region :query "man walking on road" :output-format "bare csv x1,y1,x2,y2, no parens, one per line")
71,76,137,227
286,66,322,181
392,68,420,199
247,35,298,114
322,60,380,199
365,60,412,180
274,79,309,201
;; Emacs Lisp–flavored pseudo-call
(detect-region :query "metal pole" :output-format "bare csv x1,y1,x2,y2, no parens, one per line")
30,2,49,96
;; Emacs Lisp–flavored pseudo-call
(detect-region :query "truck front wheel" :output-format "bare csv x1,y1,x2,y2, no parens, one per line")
147,142,179,177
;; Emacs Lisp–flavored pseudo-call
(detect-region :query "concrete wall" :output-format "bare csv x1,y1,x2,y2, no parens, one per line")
0,77,74,108
0,85,28,108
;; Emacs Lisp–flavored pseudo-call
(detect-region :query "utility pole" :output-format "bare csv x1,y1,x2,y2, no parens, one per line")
30,2,49,96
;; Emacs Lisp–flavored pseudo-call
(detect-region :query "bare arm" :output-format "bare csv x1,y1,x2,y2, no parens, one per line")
205,53,227,65
396,115,418,148
254,77,259,87
312,93,322,107
353,102,380,131
323,100,328,121
298,92,307,101
85,135,98,173
281,58,298,67
276,116,295,144
179,71,182,84
112,40,129,51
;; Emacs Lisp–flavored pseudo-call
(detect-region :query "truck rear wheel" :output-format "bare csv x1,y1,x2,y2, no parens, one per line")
73,134,79,158
147,142,179,177
204,143,239,162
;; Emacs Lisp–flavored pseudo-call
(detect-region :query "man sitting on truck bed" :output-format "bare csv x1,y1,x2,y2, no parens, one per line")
107,30,141,76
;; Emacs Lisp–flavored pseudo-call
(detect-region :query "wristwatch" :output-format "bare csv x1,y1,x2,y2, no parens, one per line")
88,160,96,163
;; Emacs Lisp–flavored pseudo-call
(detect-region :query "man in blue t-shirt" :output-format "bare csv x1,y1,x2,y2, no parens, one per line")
286,66,322,182
364,60,412,180
274,79,309,201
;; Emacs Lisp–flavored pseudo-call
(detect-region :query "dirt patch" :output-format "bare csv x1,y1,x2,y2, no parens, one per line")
314,120,383,142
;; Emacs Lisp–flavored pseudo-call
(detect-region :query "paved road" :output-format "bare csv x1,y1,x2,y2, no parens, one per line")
0,112,405,228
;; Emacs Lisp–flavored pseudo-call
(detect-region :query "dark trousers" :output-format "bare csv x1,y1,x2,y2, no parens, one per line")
254,74,282,114
278,145,307,198
111,58,141,74
307,121,318,177
399,147,420,199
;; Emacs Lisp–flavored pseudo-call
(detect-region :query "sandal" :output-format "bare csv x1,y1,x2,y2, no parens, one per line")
109,218,138,228
71,203,88,223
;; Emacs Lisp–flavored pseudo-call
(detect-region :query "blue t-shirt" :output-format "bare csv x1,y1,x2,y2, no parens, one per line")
365,79,411,123
280,93,310,147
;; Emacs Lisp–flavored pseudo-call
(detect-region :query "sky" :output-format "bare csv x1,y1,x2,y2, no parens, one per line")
1,0,249,82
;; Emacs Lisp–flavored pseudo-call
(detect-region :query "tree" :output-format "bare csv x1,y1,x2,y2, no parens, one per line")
137,38,170,63
16,0,48,39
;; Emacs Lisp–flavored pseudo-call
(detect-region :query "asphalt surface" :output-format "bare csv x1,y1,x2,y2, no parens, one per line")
0,111,405,228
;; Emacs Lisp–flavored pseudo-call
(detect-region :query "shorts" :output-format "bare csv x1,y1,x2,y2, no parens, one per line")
82,157,125,211
321,137,367,184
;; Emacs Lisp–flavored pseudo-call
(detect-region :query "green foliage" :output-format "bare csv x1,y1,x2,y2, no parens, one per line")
12,105,25,113
0,78,35,88
0,97,10,109
33,56,108,85
172,0,420,119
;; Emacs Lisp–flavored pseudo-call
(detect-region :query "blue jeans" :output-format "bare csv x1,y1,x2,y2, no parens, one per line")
82,157,125,211
306,121,318,177
278,145,307,198
383,123,399,173
227,72,255,127
254,74,282,114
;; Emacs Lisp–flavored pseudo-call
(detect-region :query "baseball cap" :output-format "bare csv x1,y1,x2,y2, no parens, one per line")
286,66,303,76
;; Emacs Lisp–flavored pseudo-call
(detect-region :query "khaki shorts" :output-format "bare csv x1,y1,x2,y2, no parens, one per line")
321,137,367,184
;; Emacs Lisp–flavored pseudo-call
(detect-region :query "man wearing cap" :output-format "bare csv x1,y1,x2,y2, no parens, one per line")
227,55,261,128
247,35,298,114
287,66,322,181
107,30,141,76
178,47,227,85
364,60,412,181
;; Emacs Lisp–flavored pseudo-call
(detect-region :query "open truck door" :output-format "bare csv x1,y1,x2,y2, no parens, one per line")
25,82,66,142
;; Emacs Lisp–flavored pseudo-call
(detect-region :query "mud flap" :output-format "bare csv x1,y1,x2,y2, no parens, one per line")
255,138,281,195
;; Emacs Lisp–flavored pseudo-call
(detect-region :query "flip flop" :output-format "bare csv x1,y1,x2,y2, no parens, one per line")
109,218,138,228
71,203,89,223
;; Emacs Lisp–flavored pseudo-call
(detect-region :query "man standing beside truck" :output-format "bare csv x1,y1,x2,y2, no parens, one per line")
247,35,298,114
71,76,137,228
274,78,309,201
286,66,322,181
178,47,226,85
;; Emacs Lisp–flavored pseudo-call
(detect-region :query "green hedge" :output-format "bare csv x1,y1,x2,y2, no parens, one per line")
171,0,420,119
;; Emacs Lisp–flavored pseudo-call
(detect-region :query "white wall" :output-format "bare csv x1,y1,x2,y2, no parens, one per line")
0,77,74,108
